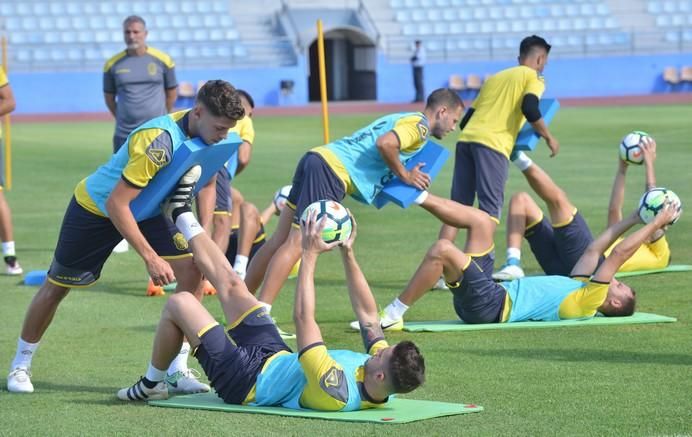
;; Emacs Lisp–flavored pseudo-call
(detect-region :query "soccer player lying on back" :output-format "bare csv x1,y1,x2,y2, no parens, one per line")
118,166,426,409
492,136,670,281
353,186,678,329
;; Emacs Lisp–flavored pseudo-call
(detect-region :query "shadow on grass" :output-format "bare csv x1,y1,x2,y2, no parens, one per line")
464,348,692,366
30,381,116,395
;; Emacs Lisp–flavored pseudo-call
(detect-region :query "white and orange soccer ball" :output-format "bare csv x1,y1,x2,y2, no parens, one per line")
619,131,650,165
300,200,352,243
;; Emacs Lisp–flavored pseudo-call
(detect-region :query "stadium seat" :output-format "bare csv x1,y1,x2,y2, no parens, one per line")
448,74,465,94
466,74,482,93
681,66,692,83
662,66,680,87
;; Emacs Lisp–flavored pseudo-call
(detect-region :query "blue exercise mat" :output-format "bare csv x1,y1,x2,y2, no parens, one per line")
514,98,560,152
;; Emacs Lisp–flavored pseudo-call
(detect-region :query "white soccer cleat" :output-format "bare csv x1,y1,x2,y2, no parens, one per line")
431,277,449,290
349,311,404,332
112,239,129,253
162,165,202,223
7,367,34,393
271,318,296,340
492,263,525,281
117,377,168,401
4,256,23,276
165,369,210,395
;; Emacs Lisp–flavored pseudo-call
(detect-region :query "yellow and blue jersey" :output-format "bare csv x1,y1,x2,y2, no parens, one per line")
500,275,608,322
225,115,255,178
604,236,671,272
313,112,429,205
247,339,390,411
459,65,545,159
74,110,191,219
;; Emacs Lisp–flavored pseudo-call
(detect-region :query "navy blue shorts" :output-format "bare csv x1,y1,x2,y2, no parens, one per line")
287,152,346,225
450,254,505,324
214,168,232,213
225,227,265,264
48,197,190,287
525,212,594,276
451,142,509,220
194,306,292,404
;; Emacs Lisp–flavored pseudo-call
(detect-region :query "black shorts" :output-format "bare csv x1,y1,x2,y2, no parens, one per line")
214,168,232,213
450,142,509,220
287,152,346,225
48,197,190,287
194,306,292,404
525,211,594,276
225,226,266,264
450,254,505,324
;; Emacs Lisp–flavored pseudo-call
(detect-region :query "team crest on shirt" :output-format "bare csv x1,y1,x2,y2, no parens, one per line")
417,121,429,140
320,367,348,402
172,232,189,251
147,62,158,76
146,144,170,166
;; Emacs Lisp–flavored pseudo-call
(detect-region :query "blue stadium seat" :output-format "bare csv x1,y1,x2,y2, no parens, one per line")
21,17,38,31
233,45,248,58
391,0,405,8
489,7,503,19
656,15,671,26
648,1,662,14
188,16,204,27
433,22,449,34
16,3,31,15
396,10,411,22
449,22,464,33
181,3,196,13
672,14,685,25
589,17,605,29
49,2,66,15
596,3,609,15
458,9,473,20
663,1,676,13
565,4,579,16
418,23,433,35
665,31,680,42
44,32,61,44
212,1,228,12
132,2,148,14
680,1,691,12
196,1,213,13
473,8,487,19
535,6,550,18
115,2,130,15
435,0,451,6
411,10,426,21
192,30,209,42
573,18,587,30
171,16,186,28
683,30,692,41
0,3,13,16
496,20,510,32
550,4,565,16
480,22,494,33
148,1,165,13
427,9,442,21
580,3,595,15
442,9,456,21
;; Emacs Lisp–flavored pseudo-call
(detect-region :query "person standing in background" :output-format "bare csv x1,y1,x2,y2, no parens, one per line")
411,40,426,103
0,65,21,275
103,15,178,252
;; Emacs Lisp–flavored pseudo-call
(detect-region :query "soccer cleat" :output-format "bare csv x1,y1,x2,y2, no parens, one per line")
117,377,168,401
492,263,525,281
349,310,404,332
165,369,210,395
287,259,301,280
162,165,202,223
7,367,34,393
146,278,165,296
202,279,217,296
112,239,129,253
4,256,23,276
271,318,296,340
431,277,449,290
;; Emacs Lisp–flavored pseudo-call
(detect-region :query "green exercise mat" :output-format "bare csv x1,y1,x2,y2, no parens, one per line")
149,392,482,423
614,264,692,278
403,312,676,332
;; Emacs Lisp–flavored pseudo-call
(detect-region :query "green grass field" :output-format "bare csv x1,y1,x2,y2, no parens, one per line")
1,105,691,436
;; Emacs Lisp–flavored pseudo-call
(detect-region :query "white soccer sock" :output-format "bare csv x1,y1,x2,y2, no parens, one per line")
11,338,39,370
145,362,167,383
175,212,204,242
2,241,16,257
413,190,429,205
233,255,249,275
506,247,521,262
512,152,533,172
384,298,409,321
166,342,190,375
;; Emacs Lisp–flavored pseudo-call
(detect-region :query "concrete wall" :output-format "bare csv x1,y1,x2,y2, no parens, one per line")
7,52,692,114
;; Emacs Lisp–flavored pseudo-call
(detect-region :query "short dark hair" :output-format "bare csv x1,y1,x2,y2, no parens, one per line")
425,88,464,111
519,35,551,59
603,288,636,317
237,89,255,109
123,15,146,28
389,341,425,393
196,80,245,120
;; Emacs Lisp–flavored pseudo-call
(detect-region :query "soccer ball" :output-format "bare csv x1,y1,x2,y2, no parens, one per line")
273,185,292,212
638,187,682,225
619,131,650,165
300,200,352,243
